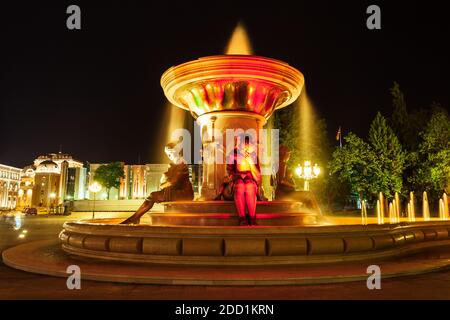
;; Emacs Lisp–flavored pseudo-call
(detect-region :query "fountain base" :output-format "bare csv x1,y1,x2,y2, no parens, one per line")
4,231,450,286
57,218,450,266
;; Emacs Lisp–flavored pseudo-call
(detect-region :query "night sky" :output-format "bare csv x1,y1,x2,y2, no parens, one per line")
1,1,448,168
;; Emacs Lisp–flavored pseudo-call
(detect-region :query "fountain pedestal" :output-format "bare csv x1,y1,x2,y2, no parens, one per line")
161,55,304,199
196,111,266,199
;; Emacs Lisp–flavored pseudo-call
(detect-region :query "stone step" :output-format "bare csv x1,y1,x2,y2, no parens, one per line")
152,212,318,218
163,200,313,214
150,211,321,226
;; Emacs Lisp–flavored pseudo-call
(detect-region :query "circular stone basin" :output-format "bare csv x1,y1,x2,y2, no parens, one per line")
161,55,304,119
59,219,450,266
5,239,450,286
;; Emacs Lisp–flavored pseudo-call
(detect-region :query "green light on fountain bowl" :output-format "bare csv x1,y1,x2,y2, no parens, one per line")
161,55,304,119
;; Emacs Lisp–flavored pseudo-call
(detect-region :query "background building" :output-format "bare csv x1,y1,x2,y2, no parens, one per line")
19,152,87,208
32,160,61,207
119,164,167,200
17,166,35,208
119,164,200,200
14,154,201,210
89,163,200,201
65,167,87,201
33,152,83,170
0,164,21,210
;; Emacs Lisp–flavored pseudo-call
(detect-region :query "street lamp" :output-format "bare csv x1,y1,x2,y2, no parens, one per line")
295,161,321,191
88,182,102,219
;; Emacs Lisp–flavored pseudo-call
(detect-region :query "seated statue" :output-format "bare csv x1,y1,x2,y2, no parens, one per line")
273,145,321,214
121,141,194,224
227,135,261,226
215,175,268,202
214,174,234,201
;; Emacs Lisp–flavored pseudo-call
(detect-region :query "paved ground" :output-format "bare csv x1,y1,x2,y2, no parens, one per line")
1,211,450,299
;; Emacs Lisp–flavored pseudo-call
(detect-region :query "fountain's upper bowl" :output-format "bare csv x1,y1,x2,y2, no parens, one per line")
161,55,304,119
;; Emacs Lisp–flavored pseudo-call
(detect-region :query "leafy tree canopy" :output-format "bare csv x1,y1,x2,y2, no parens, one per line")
417,106,450,197
93,162,125,199
368,112,405,196
329,113,405,200
329,132,379,200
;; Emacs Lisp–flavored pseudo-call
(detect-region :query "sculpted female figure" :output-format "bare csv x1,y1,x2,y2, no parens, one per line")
227,136,261,226
121,141,194,224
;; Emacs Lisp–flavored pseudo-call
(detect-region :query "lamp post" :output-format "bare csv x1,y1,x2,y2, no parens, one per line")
295,161,321,191
88,182,102,219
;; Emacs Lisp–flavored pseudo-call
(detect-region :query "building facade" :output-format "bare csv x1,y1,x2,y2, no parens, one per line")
119,164,168,200
7,153,201,210
17,166,35,208
66,167,87,200
32,160,61,207
33,152,84,170
0,164,21,210
19,152,87,208
118,164,200,200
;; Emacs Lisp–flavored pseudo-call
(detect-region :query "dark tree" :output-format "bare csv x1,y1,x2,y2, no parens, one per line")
368,112,405,198
390,82,411,148
94,162,125,200
410,106,450,201
329,133,379,203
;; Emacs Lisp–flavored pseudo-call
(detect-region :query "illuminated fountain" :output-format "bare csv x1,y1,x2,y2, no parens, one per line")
161,54,303,200
52,52,450,267
3,24,450,285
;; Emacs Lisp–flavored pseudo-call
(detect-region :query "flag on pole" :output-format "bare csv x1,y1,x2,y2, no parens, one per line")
336,126,342,147
336,126,341,141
